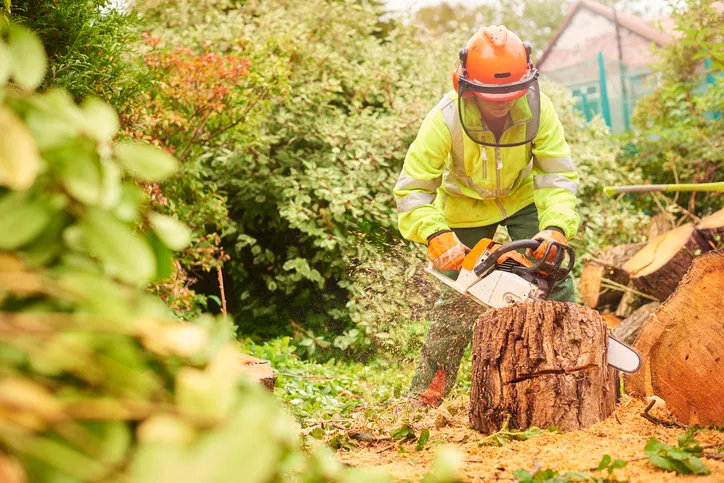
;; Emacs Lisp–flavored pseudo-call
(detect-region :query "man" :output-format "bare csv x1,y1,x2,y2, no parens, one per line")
393,25,580,406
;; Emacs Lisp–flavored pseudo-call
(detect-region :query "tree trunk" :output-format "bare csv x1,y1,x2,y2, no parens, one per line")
622,223,711,301
580,262,630,311
238,353,276,391
697,208,724,249
612,302,660,345
625,250,724,426
469,301,617,433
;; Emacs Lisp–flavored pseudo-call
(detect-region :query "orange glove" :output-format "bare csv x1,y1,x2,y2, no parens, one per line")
528,229,568,262
427,230,469,271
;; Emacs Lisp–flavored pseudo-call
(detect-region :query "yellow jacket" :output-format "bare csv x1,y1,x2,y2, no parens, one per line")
394,85,580,243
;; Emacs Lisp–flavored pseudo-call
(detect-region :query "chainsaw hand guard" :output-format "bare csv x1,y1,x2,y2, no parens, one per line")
473,239,574,282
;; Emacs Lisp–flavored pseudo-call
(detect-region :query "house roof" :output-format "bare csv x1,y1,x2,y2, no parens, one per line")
537,0,672,69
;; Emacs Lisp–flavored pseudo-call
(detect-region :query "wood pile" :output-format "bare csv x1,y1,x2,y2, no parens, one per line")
581,208,724,347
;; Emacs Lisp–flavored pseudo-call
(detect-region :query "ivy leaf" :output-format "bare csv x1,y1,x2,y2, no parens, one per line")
390,424,416,441
416,428,430,451
8,24,47,91
114,141,179,182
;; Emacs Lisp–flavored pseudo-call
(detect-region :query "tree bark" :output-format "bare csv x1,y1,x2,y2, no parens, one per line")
469,301,617,433
625,250,724,426
612,302,660,345
622,223,711,301
697,208,724,249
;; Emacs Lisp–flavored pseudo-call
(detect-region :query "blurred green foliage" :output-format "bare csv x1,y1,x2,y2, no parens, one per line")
618,0,724,219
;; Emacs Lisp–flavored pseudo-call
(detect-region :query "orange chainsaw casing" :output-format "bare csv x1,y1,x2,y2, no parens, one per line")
461,238,533,272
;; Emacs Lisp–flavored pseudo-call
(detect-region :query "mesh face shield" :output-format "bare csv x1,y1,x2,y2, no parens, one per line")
456,73,541,148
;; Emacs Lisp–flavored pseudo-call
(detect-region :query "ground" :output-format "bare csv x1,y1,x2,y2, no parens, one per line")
335,396,724,482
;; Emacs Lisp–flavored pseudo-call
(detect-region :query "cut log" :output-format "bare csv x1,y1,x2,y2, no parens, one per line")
615,284,638,318
470,301,617,433
612,302,660,345
622,223,711,301
625,250,724,426
238,353,276,391
580,262,630,310
697,208,724,248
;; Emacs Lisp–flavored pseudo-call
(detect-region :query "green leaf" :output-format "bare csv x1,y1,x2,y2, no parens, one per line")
48,139,102,205
8,24,47,91
0,191,57,250
310,427,325,440
147,232,173,281
114,141,179,182
0,105,42,190
390,424,416,441
148,212,191,251
80,209,156,286
416,428,430,451
513,468,534,483
81,97,119,142
0,42,11,86
597,455,611,471
611,459,627,470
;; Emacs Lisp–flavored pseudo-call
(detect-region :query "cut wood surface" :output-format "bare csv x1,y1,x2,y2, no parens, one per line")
697,208,724,248
470,301,617,433
580,262,630,310
625,250,724,426
622,223,711,301
238,353,276,391
612,302,660,345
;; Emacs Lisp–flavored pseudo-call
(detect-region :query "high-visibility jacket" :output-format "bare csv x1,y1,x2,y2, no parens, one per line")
393,86,580,244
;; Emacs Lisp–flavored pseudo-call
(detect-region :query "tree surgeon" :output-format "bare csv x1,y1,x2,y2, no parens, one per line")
393,25,580,407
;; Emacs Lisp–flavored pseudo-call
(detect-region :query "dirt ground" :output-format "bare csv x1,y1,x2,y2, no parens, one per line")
338,396,724,482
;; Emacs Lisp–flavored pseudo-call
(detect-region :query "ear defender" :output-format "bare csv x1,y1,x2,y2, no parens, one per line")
459,48,469,77
523,42,532,68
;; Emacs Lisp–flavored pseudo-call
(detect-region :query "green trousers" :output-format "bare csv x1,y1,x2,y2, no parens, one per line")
409,203,576,398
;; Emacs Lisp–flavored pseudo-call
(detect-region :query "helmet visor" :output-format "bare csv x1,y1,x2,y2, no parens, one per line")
457,75,541,148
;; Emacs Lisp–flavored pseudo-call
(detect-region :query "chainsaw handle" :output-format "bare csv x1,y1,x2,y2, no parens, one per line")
472,239,575,281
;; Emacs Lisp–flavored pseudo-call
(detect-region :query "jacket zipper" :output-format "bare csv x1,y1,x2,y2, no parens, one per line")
481,145,488,179
494,147,508,218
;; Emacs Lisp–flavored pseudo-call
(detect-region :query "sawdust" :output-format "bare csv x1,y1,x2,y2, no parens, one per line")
337,396,724,482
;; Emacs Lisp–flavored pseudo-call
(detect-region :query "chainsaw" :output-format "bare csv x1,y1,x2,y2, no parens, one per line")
425,238,641,373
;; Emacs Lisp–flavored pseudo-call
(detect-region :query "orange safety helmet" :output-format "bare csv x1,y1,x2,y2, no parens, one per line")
452,25,537,102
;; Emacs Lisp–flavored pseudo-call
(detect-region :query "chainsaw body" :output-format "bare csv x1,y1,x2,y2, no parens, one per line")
425,237,642,374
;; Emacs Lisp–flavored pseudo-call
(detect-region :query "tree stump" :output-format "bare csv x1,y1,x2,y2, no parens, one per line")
622,223,711,301
625,251,724,426
469,301,617,433
697,208,724,248
238,353,276,391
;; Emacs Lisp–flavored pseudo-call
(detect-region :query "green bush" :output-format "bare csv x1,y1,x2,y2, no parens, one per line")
7,0,141,108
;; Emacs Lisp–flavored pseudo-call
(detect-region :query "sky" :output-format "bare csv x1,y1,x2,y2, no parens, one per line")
383,0,674,17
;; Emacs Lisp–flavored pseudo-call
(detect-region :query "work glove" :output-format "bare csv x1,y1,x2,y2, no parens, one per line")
528,228,568,263
427,230,469,272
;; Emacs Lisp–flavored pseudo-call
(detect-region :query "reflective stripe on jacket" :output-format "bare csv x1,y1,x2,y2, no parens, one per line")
393,85,580,244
